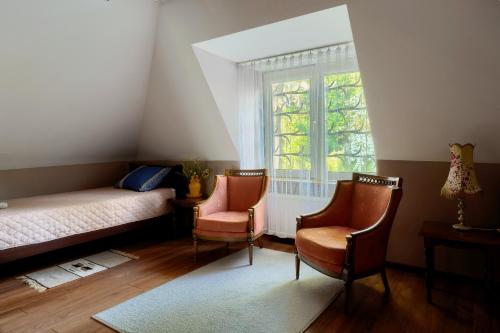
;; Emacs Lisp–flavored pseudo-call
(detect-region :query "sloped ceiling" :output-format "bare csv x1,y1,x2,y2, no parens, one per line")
2,0,499,170
191,5,355,154
138,0,500,163
137,0,348,162
0,0,159,170
192,5,353,63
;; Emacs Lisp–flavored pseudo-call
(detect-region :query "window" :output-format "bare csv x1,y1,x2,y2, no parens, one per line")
263,64,375,182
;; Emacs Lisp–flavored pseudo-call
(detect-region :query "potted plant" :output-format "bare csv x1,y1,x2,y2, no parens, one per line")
182,160,210,198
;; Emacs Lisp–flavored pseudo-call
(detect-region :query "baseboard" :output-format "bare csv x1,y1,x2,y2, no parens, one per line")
385,261,425,274
262,234,295,245
385,261,490,284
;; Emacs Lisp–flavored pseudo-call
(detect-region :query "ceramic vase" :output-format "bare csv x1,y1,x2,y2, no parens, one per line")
187,176,202,198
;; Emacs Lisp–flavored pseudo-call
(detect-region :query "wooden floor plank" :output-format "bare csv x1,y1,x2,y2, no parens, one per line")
49,286,140,333
0,235,497,333
0,309,27,329
52,320,112,333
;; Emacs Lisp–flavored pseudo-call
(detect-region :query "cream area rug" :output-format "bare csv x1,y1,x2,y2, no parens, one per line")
18,250,138,292
94,248,344,333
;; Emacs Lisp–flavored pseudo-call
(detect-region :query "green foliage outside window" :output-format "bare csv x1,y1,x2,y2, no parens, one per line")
272,79,311,171
324,72,375,172
270,71,375,177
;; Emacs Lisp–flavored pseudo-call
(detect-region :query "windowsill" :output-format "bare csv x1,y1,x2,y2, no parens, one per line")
271,177,341,185
270,172,357,184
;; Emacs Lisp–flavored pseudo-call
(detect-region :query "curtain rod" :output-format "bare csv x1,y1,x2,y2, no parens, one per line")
238,40,354,65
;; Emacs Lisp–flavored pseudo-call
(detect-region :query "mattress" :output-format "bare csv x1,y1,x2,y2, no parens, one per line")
0,187,175,251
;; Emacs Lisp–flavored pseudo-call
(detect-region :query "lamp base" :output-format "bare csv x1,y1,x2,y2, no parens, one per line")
452,223,472,231
452,198,471,231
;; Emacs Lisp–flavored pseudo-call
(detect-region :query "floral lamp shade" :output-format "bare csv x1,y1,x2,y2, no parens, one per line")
441,143,482,199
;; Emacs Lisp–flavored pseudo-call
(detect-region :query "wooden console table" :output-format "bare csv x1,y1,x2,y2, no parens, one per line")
419,220,500,303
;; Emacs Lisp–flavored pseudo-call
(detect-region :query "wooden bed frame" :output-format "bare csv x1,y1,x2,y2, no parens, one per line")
0,162,186,264
0,217,161,264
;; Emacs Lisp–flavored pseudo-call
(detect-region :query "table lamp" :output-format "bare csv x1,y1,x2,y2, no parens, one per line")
441,143,482,230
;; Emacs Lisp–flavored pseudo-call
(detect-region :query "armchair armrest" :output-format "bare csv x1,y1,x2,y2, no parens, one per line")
248,176,270,235
345,188,402,275
194,175,228,224
296,181,353,231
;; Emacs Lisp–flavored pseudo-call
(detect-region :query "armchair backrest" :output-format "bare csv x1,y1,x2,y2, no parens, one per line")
225,169,268,212
349,173,403,230
346,174,403,274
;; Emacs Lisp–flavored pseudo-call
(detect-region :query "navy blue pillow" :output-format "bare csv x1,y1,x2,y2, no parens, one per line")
115,165,171,192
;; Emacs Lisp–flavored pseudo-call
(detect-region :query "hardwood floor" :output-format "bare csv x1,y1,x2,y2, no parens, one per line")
0,231,498,333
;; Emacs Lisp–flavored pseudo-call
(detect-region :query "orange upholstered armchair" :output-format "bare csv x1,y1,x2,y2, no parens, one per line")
193,169,269,265
295,173,403,311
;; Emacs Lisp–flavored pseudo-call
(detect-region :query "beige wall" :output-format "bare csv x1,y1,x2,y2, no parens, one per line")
200,159,499,277
0,0,159,170
0,162,128,201
137,159,500,277
136,159,500,276
134,0,500,276
1,0,499,277
379,160,500,276
0,160,237,202
134,159,240,196
1,159,498,277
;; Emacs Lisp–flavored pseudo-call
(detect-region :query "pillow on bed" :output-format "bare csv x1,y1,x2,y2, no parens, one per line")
115,165,171,192
128,163,189,197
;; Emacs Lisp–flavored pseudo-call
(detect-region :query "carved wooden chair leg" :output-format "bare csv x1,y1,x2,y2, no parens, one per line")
295,254,300,280
344,280,352,314
193,236,198,263
381,268,391,295
248,241,253,265
257,237,263,249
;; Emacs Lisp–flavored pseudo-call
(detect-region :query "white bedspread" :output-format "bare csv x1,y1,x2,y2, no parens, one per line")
0,187,175,251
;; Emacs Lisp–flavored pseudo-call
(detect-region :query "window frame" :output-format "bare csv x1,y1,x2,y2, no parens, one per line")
263,66,317,181
263,61,372,183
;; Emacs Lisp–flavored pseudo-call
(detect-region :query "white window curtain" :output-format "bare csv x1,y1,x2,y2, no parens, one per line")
237,43,369,238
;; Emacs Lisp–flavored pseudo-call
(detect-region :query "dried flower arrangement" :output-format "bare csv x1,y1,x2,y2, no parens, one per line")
182,160,210,181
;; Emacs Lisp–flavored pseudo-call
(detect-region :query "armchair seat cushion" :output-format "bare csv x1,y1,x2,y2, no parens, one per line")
197,211,249,233
296,226,358,274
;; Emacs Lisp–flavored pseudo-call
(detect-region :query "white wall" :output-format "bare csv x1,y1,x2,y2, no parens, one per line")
137,0,342,162
349,0,500,163
0,0,159,170
1,0,498,272
139,0,500,163
192,47,239,153
2,0,498,168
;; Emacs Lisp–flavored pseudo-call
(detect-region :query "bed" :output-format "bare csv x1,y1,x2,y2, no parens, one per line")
0,186,176,264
